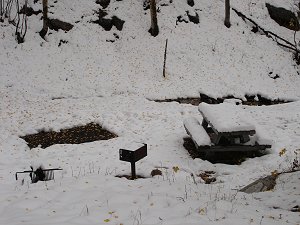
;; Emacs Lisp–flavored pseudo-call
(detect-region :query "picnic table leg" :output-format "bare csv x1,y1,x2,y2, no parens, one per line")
202,119,208,129
211,134,221,145
241,135,250,143
204,150,215,160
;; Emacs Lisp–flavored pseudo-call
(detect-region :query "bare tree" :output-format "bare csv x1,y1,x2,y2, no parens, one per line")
293,1,300,64
149,0,159,36
15,0,28,43
224,0,231,28
0,0,4,22
39,0,48,38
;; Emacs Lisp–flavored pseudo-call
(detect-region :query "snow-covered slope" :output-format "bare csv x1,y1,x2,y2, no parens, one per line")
1,0,299,100
0,0,299,224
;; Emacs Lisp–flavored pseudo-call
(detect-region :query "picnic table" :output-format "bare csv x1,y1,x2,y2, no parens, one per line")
184,102,271,154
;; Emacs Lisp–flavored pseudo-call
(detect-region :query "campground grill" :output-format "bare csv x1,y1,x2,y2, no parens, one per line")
15,167,62,183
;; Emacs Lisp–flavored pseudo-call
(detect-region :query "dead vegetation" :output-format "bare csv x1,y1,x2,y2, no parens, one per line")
21,123,117,149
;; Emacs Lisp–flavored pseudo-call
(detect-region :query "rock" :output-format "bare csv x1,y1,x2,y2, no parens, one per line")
199,171,216,184
92,9,124,31
291,205,300,212
266,3,299,31
239,175,277,193
151,169,162,177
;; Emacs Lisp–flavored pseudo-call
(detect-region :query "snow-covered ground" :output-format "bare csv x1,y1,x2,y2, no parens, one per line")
0,0,299,224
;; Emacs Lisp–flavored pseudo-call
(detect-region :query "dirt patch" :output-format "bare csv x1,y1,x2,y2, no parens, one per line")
96,0,110,9
183,137,266,165
153,93,290,106
19,6,42,16
176,10,200,25
92,9,125,31
21,123,117,149
115,174,146,180
155,97,202,106
48,19,74,32
243,94,290,106
58,39,68,47
187,11,199,24
187,0,194,7
198,171,216,184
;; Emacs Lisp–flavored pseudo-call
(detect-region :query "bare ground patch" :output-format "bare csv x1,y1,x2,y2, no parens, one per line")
21,123,117,149
153,93,291,106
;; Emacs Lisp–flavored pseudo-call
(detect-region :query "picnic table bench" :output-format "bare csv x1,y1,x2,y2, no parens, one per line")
184,102,271,154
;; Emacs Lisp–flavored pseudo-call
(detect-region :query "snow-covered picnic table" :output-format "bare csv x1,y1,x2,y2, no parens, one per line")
184,102,271,153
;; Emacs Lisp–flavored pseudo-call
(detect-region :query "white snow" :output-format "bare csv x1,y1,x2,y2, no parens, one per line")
183,117,211,146
0,0,300,224
198,102,256,133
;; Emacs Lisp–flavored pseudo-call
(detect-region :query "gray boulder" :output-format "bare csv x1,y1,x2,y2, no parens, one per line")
240,175,277,194
266,3,299,31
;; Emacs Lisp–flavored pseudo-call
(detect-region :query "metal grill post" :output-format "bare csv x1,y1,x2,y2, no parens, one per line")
131,162,136,179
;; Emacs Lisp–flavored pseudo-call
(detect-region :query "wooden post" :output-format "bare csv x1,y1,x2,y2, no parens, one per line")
0,0,3,22
163,39,168,78
224,0,231,28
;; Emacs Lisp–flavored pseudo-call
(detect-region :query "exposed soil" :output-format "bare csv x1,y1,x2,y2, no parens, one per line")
116,169,162,180
19,6,42,16
176,11,200,25
150,169,162,177
58,39,68,47
183,137,266,165
96,0,110,9
92,9,125,31
154,93,290,106
186,11,199,24
115,174,146,180
21,123,117,149
198,171,216,184
48,19,74,32
143,0,173,10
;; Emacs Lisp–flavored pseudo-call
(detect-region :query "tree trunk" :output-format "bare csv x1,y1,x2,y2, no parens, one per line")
39,0,48,38
224,0,231,28
0,0,3,22
149,0,159,36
